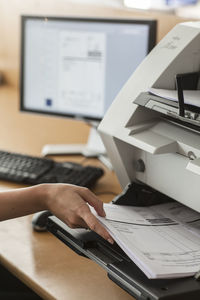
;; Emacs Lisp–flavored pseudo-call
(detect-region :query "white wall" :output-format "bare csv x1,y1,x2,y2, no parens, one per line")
67,0,123,8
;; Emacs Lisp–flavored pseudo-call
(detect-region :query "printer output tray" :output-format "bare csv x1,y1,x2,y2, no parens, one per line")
47,215,200,300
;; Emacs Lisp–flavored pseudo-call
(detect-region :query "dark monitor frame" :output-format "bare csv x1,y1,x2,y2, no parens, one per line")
20,15,157,122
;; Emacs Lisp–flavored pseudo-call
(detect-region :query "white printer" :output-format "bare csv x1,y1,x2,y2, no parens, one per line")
48,22,200,299
99,21,200,214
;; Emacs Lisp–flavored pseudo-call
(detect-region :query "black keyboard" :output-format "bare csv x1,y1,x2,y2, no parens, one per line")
0,150,104,187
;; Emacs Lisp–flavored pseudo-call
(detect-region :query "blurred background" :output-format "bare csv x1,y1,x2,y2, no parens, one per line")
69,0,200,17
0,0,199,89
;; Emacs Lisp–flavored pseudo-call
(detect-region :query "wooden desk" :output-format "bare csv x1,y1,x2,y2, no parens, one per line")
0,86,133,300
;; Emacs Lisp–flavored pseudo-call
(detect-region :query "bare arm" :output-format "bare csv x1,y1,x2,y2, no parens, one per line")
0,184,114,244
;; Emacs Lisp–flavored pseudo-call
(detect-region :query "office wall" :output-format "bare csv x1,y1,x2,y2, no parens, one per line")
0,0,189,87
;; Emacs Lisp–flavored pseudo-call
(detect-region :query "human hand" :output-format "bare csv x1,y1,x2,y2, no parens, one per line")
44,184,114,244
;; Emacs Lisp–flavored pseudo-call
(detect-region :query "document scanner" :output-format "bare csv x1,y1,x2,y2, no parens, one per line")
47,22,200,299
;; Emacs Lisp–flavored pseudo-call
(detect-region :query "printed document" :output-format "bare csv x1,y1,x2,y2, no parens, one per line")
92,202,200,279
149,87,200,108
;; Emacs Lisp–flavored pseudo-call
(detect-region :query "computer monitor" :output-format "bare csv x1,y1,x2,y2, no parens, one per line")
20,16,156,158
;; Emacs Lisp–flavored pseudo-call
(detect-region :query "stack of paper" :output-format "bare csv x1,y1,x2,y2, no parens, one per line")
93,202,200,279
149,87,200,108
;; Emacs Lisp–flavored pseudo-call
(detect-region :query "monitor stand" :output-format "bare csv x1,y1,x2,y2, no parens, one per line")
41,127,113,169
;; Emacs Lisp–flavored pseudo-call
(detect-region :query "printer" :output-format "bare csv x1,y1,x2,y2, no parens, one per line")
47,22,200,299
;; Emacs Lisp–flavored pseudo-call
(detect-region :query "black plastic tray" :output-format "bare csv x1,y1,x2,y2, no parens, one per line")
47,215,200,300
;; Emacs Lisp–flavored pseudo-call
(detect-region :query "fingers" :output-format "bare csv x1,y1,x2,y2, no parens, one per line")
78,204,114,244
49,184,114,244
78,187,106,217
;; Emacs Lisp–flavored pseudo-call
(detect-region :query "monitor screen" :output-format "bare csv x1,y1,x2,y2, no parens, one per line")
20,16,156,121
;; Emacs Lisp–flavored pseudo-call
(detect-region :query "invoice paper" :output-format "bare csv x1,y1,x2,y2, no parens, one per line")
93,202,200,279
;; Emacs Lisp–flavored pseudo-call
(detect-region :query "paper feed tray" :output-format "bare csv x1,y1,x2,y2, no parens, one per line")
47,215,200,300
134,92,200,132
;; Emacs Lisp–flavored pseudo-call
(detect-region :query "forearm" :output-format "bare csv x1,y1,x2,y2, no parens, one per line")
0,184,48,221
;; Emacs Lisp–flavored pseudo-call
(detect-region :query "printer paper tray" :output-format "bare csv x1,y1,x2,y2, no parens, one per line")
47,215,200,300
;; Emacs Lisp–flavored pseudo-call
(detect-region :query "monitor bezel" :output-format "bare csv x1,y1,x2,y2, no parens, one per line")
20,15,157,122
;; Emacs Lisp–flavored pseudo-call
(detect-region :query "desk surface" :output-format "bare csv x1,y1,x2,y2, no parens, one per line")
0,86,133,300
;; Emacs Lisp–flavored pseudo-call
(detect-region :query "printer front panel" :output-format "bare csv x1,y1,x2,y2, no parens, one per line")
144,151,200,213
112,125,200,213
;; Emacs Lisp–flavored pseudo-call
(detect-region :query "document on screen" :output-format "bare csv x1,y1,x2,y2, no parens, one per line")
58,30,106,117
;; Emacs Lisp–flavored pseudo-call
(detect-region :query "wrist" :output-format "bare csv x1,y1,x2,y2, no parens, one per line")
32,184,51,211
